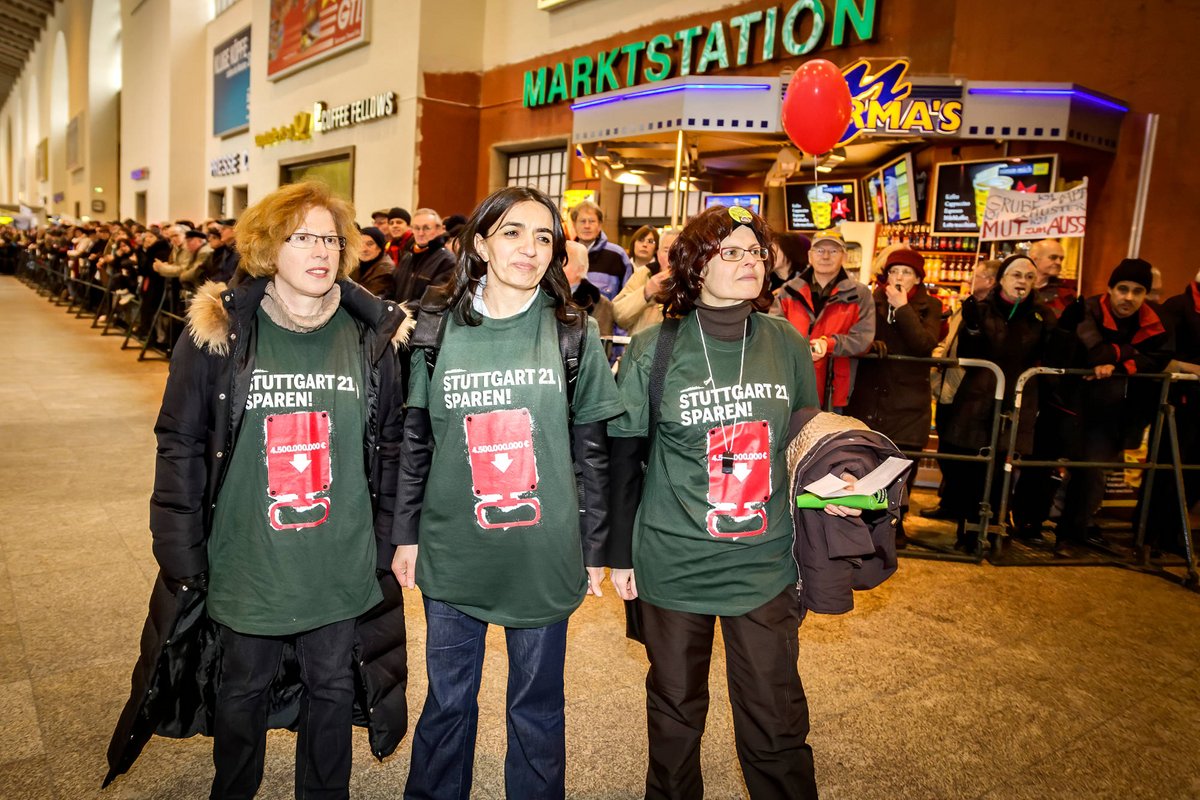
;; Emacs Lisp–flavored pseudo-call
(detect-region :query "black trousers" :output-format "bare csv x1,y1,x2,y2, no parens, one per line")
211,619,356,800
1057,423,1124,542
641,589,817,800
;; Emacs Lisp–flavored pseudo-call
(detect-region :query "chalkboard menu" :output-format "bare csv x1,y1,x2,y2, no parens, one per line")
932,155,1058,234
784,181,858,231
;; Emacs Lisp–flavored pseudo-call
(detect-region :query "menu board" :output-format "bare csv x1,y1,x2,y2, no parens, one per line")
932,155,1058,234
784,182,858,231
704,193,762,215
867,154,916,224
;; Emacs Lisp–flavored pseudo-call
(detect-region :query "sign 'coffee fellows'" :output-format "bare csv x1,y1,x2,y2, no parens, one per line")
254,91,396,148
522,0,879,108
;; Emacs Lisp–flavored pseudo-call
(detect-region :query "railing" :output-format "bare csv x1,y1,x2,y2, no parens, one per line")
993,367,1199,589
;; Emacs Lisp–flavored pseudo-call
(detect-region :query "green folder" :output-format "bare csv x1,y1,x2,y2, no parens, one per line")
796,489,889,510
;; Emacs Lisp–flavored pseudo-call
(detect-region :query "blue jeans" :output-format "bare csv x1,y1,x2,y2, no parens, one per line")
404,597,568,800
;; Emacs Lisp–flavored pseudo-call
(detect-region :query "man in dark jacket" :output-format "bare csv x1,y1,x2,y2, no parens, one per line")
1030,239,1076,314
1055,258,1171,553
1141,270,1200,554
385,206,414,264
391,207,455,305
205,218,241,285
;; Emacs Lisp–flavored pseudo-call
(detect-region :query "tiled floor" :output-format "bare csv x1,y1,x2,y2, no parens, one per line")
2,275,1199,799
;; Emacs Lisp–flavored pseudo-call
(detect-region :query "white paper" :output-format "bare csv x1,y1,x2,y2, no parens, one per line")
803,456,913,498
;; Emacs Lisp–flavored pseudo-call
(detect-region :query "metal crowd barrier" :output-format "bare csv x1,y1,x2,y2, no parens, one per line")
993,367,1199,590
846,353,1007,563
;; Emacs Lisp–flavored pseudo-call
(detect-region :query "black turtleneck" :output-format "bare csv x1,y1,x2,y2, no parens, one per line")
695,300,753,341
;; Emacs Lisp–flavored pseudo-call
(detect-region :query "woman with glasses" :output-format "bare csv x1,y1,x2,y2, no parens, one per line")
108,181,413,797
391,186,622,799
608,205,826,799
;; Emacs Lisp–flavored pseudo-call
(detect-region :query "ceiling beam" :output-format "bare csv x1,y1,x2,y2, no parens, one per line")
5,2,51,28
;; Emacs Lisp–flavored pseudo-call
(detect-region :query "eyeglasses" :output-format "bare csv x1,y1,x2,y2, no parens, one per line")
286,232,347,251
719,246,770,262
811,247,843,257
411,225,441,233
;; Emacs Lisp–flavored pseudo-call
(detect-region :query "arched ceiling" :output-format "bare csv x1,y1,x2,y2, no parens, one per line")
0,0,59,109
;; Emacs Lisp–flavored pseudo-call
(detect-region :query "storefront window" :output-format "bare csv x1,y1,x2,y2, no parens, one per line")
620,184,702,226
506,148,566,205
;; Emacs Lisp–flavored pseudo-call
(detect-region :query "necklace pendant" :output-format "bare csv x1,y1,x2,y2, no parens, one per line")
721,451,734,474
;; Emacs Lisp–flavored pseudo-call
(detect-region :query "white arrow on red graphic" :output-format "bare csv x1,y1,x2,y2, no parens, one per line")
732,462,752,482
493,452,513,472
291,453,311,473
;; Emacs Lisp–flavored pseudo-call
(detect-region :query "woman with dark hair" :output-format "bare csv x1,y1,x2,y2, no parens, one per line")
938,254,1056,550
626,223,660,271
107,181,412,797
391,186,622,799
614,227,678,336
608,204,829,799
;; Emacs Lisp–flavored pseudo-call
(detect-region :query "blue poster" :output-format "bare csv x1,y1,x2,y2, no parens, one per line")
213,26,251,137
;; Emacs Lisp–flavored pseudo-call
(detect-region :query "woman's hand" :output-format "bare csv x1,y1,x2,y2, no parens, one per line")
610,568,638,600
823,472,864,517
884,283,908,308
586,566,606,597
391,545,418,589
644,270,670,302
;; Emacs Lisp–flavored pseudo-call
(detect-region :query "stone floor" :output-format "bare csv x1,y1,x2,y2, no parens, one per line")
2,275,1199,800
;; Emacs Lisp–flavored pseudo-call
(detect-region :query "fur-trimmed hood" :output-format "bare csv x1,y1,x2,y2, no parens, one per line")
187,279,415,357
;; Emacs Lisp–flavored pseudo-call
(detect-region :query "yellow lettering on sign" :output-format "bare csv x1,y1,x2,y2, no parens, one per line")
938,100,963,134
900,101,934,133
866,98,903,130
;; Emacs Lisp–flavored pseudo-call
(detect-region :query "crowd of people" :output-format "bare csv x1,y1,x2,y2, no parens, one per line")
2,183,1198,799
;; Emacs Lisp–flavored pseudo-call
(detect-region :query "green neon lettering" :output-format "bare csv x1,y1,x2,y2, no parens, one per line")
547,62,569,104
762,7,779,61
783,0,826,56
644,34,674,82
570,56,594,99
522,67,547,108
674,26,704,77
832,0,876,45
620,41,646,87
595,47,621,92
729,12,763,67
696,22,730,73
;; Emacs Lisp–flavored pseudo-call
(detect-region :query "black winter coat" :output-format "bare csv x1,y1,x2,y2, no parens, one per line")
845,286,942,449
1160,283,1200,409
392,237,455,305
938,290,1056,455
104,277,415,787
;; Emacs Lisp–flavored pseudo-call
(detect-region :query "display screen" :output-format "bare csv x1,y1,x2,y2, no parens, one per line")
862,172,882,223
704,193,762,215
784,182,858,231
868,154,916,224
932,155,1058,234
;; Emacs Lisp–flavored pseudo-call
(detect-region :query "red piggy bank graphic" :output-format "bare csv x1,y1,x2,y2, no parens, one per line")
265,411,332,531
465,408,542,530
705,420,771,539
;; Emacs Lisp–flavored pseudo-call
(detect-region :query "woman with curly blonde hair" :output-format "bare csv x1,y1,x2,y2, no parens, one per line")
107,180,413,798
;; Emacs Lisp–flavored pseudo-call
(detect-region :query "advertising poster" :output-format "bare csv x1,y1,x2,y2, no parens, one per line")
214,26,252,137
267,0,368,81
932,155,1057,235
785,182,857,231
877,156,914,223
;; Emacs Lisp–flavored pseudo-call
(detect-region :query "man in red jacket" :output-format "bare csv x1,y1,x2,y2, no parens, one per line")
773,230,875,410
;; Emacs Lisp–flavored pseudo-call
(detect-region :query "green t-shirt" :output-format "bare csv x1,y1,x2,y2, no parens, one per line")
609,312,818,616
207,307,382,635
406,294,623,628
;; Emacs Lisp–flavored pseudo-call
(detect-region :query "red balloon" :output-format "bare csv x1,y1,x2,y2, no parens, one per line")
782,59,853,156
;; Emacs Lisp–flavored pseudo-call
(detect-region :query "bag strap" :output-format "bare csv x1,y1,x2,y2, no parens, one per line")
558,308,586,417
414,289,586,415
648,317,680,443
